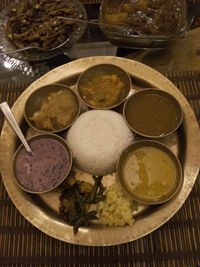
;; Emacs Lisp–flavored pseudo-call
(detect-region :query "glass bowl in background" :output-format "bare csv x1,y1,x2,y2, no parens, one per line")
0,0,87,61
99,0,188,49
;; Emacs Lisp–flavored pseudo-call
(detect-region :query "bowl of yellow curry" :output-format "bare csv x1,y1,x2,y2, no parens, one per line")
77,64,131,109
117,140,183,205
24,84,80,133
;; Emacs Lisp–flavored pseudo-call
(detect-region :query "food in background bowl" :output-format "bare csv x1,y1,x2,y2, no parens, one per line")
66,110,134,175
102,0,183,36
5,0,85,50
77,64,131,109
123,88,183,138
117,140,183,205
99,0,187,48
24,84,80,133
13,134,72,193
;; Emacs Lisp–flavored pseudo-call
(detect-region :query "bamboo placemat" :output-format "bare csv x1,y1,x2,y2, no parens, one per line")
0,71,200,267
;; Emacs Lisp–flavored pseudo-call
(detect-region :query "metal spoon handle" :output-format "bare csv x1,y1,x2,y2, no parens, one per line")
58,16,103,26
58,16,115,28
0,46,37,56
0,102,33,154
57,16,142,35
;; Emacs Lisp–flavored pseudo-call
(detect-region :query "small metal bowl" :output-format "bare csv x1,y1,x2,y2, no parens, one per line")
116,140,183,205
13,133,72,194
24,83,80,133
77,63,132,110
123,88,183,138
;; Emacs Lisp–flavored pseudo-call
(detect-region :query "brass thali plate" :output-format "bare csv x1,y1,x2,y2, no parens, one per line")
0,57,200,246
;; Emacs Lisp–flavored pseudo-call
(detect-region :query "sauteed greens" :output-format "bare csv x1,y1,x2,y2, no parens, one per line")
5,0,82,50
59,174,105,233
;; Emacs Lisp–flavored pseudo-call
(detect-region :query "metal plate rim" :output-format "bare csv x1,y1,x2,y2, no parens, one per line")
1,56,200,246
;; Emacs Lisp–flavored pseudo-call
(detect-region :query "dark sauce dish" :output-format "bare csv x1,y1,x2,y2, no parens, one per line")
123,88,183,139
13,134,72,194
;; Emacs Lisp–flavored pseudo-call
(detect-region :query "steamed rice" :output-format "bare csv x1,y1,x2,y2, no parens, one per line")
97,183,135,226
66,110,134,175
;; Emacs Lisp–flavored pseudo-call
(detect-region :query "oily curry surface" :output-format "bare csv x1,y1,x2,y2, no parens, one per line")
122,147,177,201
125,92,181,136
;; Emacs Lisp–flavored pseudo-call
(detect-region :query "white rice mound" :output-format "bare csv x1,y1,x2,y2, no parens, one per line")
97,183,135,226
66,110,134,175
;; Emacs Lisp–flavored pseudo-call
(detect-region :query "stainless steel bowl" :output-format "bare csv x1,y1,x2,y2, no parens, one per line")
13,133,73,194
116,140,183,205
77,63,132,110
24,83,80,133
123,88,183,139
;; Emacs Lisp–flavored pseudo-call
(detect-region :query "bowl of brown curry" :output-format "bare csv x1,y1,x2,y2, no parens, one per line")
123,88,183,138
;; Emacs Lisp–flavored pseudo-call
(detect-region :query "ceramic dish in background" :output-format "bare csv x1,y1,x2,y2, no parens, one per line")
117,140,183,205
77,63,131,109
99,0,188,49
24,83,80,133
0,0,87,61
13,133,72,194
123,88,183,138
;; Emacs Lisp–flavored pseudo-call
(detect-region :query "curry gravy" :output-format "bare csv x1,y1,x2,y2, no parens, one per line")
125,92,181,137
122,147,177,201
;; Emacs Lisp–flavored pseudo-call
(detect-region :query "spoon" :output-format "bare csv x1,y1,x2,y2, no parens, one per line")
0,46,45,56
0,102,33,155
0,38,68,56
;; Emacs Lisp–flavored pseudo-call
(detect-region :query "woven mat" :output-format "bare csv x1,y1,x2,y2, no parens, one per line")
0,71,200,267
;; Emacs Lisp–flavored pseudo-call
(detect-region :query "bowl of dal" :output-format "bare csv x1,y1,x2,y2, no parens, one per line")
77,63,131,109
123,88,183,138
116,140,183,205
24,83,80,133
